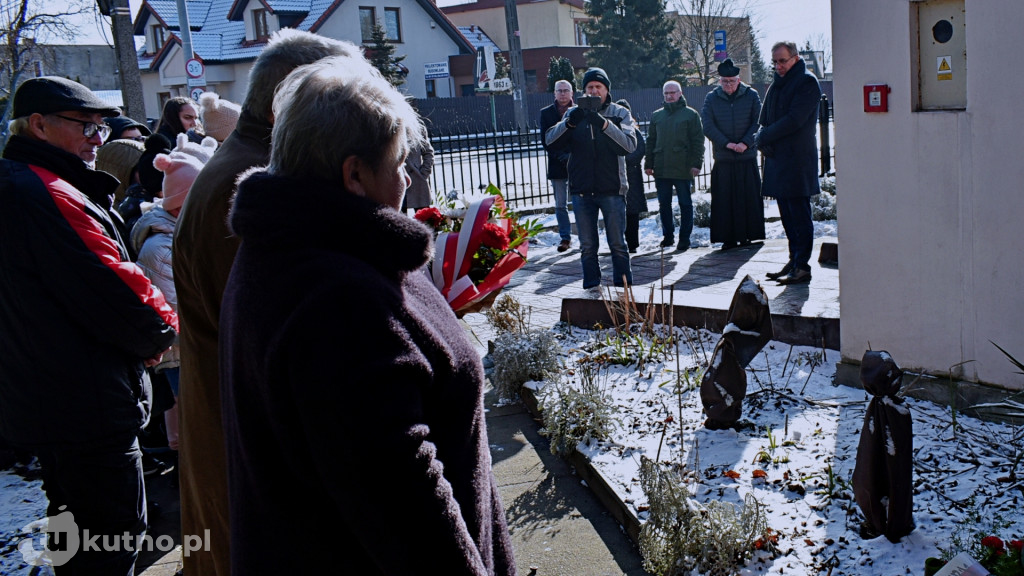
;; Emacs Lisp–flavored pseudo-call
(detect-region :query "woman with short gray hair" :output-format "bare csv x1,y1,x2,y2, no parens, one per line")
218,55,517,576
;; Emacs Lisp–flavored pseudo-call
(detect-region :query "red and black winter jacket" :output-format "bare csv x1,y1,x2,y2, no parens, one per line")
0,136,178,447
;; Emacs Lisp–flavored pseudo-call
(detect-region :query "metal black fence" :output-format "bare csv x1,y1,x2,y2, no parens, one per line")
420,82,835,211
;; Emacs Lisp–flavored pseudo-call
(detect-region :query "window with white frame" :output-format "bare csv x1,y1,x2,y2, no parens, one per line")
253,8,270,40
151,24,166,52
574,21,588,46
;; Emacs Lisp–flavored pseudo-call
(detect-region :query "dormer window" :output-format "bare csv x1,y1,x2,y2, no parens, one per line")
253,8,270,40
151,24,166,53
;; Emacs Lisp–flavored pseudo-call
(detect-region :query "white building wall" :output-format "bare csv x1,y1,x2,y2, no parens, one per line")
141,52,248,121
317,1,460,98
832,0,1024,390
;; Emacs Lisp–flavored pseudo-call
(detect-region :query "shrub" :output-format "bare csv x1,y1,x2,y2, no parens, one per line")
638,455,774,576
811,192,836,221
489,329,562,401
485,293,532,336
537,358,616,456
693,196,712,228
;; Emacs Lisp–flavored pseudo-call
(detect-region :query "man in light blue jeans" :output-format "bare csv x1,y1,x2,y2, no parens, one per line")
539,79,574,251
545,67,636,289
573,194,631,288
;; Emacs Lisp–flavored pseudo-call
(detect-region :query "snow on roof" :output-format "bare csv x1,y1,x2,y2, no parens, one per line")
457,25,500,51
146,0,214,29
138,0,472,68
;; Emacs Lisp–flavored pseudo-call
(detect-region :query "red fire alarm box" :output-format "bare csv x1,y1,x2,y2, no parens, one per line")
864,84,890,112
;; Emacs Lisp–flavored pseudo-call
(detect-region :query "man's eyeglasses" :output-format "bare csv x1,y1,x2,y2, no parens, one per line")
554,88,572,93
51,114,111,140
771,55,795,65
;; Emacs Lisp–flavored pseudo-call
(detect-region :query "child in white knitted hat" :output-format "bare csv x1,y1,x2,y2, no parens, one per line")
130,133,218,480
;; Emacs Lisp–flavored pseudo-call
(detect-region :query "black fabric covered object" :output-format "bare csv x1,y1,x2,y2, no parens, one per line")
700,275,773,428
852,350,915,543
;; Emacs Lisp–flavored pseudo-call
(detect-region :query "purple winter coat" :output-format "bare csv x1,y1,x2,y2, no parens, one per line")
219,169,517,576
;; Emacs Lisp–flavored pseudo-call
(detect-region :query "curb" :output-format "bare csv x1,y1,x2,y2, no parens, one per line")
519,386,644,544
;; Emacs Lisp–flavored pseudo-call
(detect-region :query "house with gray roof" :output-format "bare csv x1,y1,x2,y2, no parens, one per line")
134,0,475,118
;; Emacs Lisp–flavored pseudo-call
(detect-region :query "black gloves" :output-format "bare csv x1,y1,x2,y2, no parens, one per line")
567,107,586,127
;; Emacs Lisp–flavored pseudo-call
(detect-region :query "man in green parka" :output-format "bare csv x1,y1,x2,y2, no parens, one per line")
644,80,705,251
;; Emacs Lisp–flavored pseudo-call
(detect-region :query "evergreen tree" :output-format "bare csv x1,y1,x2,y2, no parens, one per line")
583,0,682,89
492,52,513,94
748,23,771,87
367,23,407,87
546,56,576,92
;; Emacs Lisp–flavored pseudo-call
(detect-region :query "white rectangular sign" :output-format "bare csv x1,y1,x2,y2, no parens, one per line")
424,61,449,79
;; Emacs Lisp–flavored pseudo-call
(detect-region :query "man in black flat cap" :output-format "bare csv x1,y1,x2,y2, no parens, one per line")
0,76,178,574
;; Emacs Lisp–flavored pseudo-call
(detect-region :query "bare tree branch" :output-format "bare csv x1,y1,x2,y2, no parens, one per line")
668,0,755,86
0,0,93,138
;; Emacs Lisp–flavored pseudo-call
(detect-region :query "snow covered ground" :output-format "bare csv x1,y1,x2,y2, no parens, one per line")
522,324,1023,575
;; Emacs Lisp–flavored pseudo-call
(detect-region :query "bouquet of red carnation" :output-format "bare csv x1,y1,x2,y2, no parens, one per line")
414,184,540,315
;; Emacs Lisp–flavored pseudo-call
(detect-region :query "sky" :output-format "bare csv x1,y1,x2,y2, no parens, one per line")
52,0,832,62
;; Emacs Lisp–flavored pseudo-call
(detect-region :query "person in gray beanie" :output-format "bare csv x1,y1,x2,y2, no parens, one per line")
545,67,636,289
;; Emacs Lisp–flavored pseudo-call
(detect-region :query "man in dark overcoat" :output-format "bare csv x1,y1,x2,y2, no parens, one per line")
172,30,361,576
755,41,822,285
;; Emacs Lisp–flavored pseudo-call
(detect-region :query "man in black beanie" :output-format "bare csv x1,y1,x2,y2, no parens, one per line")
0,76,178,574
545,67,636,289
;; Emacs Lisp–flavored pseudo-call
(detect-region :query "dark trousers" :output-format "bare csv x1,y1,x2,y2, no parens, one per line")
655,178,693,248
625,212,640,250
776,196,814,271
35,433,146,576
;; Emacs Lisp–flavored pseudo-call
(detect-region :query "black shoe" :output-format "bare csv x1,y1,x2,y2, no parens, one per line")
676,242,690,252
766,263,793,280
557,239,570,252
628,247,637,254
776,268,811,285
142,453,173,476
719,242,738,251
659,237,674,248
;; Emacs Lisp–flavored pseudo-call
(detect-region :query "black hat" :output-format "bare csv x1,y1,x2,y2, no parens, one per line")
12,76,121,119
717,58,741,78
104,116,152,141
582,68,610,91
